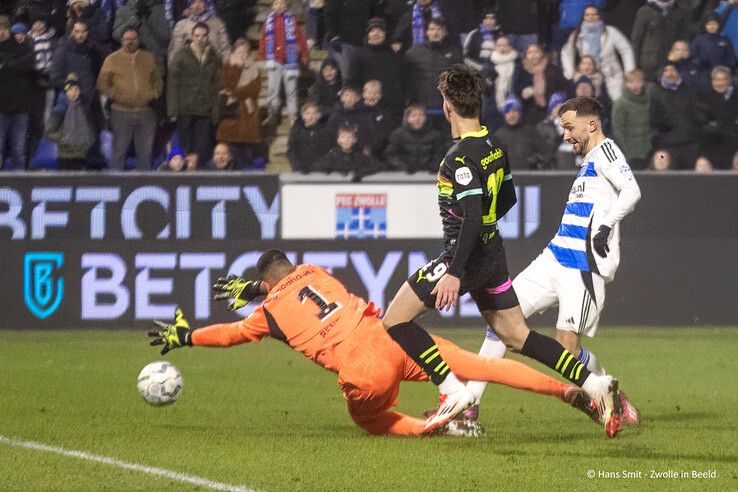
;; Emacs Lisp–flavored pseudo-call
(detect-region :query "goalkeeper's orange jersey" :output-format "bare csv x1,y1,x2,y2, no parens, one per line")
191,264,381,372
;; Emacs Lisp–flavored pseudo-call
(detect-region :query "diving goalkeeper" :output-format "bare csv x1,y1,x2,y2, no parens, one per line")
149,249,599,437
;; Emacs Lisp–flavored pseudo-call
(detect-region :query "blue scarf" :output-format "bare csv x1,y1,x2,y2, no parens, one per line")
580,21,603,67
660,75,682,91
412,1,443,45
479,24,497,43
265,10,300,70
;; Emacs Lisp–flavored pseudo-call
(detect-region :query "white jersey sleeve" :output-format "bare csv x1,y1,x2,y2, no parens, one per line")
594,141,641,229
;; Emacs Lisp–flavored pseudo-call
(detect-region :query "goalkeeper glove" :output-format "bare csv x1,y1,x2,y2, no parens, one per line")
592,225,612,258
148,307,192,355
212,275,264,311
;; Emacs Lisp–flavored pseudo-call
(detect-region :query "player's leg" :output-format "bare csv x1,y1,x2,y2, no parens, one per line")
466,257,558,403
555,272,640,426
431,335,575,401
554,270,607,376
383,258,475,430
338,321,426,435
470,282,622,437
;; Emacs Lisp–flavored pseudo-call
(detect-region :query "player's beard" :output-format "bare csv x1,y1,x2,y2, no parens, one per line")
571,134,588,156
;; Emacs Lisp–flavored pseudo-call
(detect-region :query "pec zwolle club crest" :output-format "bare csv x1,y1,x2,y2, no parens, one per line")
24,252,64,319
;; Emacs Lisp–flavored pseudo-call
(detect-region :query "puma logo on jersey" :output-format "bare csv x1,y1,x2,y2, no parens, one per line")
455,166,473,185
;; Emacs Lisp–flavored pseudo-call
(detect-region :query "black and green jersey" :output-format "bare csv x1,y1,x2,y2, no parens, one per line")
436,126,515,274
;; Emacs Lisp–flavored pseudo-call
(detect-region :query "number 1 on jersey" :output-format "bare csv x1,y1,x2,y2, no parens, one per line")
298,285,342,321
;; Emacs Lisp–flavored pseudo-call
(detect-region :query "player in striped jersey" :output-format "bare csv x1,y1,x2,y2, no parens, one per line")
466,96,642,427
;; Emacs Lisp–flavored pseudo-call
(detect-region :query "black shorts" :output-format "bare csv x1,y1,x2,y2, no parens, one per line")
408,235,519,312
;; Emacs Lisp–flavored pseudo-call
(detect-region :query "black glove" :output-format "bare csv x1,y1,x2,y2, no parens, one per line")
148,307,192,355
592,225,612,258
212,275,264,311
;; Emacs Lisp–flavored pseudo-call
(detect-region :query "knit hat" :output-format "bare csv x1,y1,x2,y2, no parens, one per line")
547,91,567,116
0,16,10,31
575,75,595,92
11,23,28,35
167,146,185,161
502,95,522,114
366,17,387,33
64,73,80,92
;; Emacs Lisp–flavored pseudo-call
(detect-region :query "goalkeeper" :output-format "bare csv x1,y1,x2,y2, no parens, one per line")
149,250,600,437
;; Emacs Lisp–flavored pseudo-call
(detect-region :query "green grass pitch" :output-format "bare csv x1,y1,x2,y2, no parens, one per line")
1,327,736,491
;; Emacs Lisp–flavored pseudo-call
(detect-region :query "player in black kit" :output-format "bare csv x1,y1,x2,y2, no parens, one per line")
382,64,623,437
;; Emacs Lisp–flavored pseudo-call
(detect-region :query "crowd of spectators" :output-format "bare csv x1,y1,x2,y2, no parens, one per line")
0,0,737,174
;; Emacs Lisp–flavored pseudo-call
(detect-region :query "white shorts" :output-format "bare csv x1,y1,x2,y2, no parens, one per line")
513,251,606,337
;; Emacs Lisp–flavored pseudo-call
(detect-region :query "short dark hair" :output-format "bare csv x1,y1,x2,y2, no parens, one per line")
256,250,292,279
557,96,603,118
192,21,209,34
437,64,485,118
121,26,138,37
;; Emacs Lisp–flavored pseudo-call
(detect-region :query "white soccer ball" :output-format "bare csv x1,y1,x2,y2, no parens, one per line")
137,361,183,406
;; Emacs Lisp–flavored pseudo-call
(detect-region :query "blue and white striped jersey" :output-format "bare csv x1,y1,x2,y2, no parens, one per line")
545,138,641,281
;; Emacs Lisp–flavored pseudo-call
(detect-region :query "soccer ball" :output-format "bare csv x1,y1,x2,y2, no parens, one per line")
137,361,183,406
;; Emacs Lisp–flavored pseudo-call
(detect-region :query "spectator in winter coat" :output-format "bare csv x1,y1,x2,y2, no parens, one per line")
667,40,709,94
113,0,171,67
50,19,105,106
169,0,230,62
553,0,606,50
326,84,375,146
167,21,220,165
27,14,57,165
391,0,445,53
287,100,331,173
0,16,35,170
512,43,570,124
259,0,309,124
611,69,651,169
405,20,462,128
489,36,518,111
493,96,545,170
347,17,406,121
561,5,635,99
361,80,393,156
650,61,707,169
216,38,261,168
463,10,501,70
324,0,384,76
66,0,112,55
631,0,691,80
700,66,738,169
308,56,341,117
571,55,610,103
384,103,445,173
691,13,736,80
45,73,96,170
715,0,738,57
97,26,163,170
315,124,378,181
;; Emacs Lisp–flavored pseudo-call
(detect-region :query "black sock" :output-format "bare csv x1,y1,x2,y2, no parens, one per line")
387,321,450,385
521,330,591,386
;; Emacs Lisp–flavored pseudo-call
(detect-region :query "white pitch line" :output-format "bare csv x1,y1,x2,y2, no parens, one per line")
0,435,258,492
